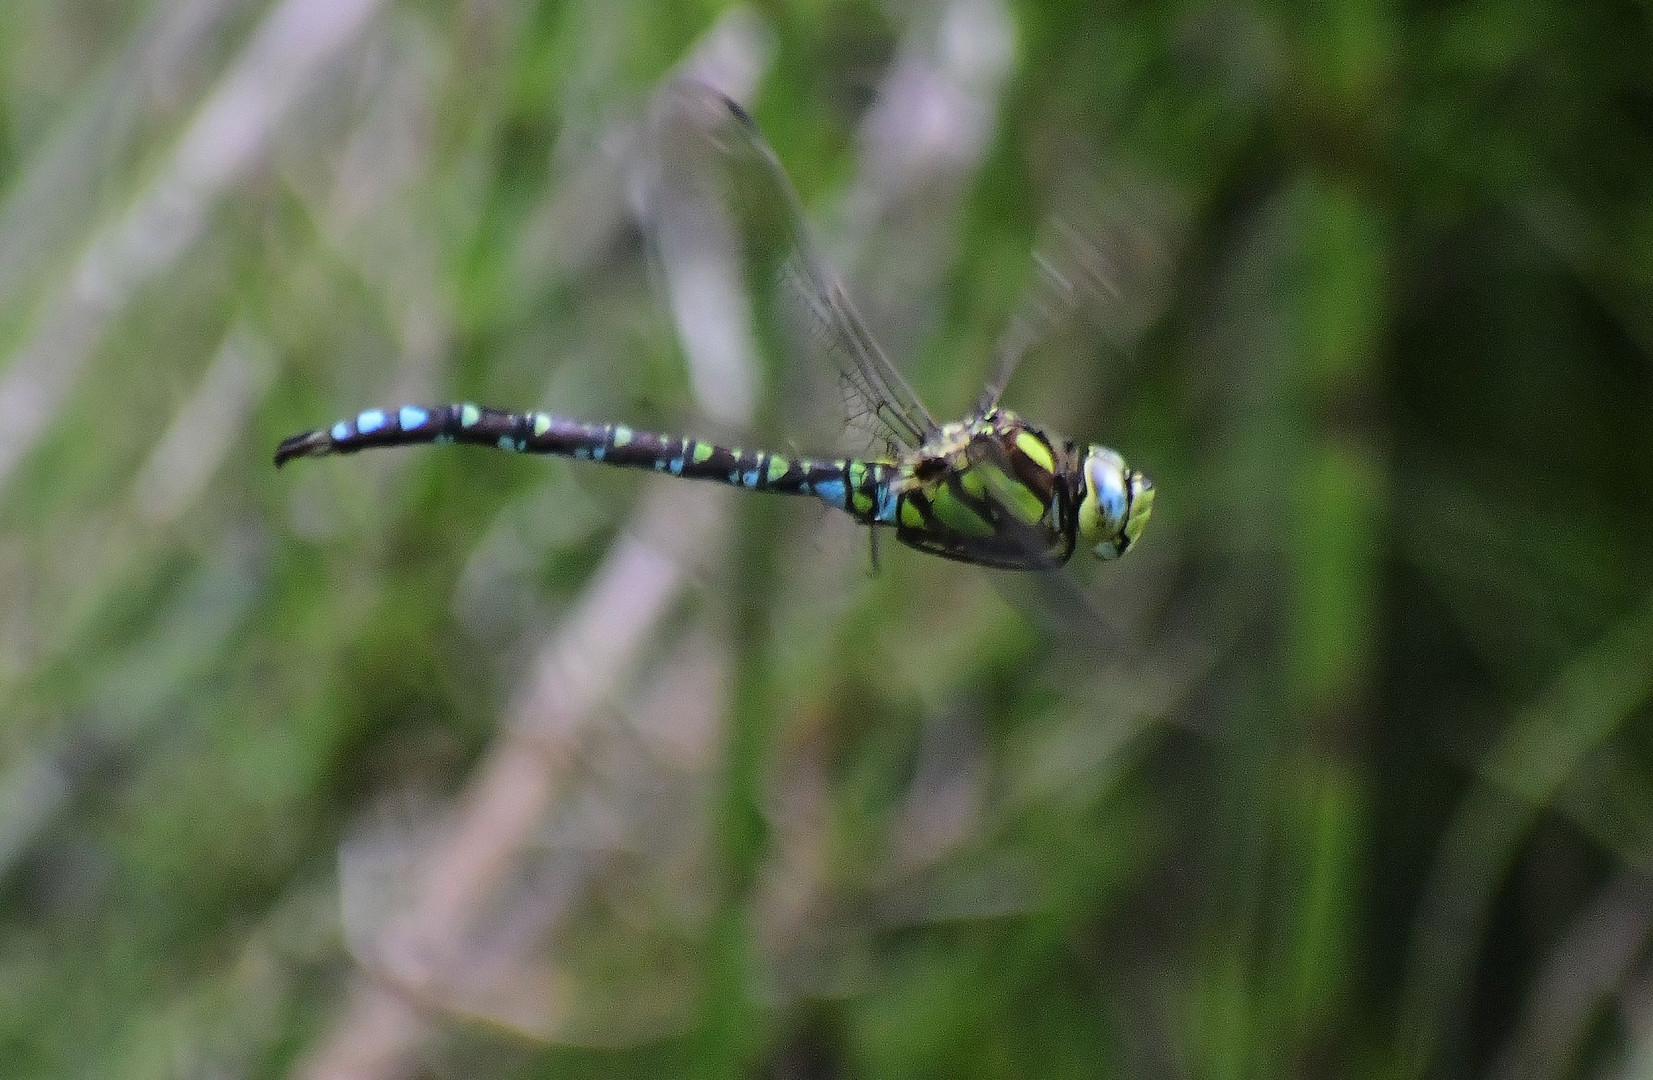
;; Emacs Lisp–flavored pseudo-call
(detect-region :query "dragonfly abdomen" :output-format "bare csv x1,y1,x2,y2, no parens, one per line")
274,402,897,522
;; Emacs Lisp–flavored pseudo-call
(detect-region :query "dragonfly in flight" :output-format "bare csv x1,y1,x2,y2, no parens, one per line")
276,86,1154,570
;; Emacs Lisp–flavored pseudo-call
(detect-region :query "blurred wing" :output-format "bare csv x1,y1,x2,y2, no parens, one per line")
974,184,1178,417
647,82,938,452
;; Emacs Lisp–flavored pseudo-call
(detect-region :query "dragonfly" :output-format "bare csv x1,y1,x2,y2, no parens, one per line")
275,86,1154,570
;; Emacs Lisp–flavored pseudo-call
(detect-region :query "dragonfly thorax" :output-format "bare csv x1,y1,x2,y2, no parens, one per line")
881,411,1083,570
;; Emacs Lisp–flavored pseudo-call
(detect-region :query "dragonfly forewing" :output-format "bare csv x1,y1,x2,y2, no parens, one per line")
648,82,939,453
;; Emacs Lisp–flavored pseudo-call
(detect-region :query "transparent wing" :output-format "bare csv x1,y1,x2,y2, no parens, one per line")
646,81,939,452
974,177,1179,417
784,259,914,457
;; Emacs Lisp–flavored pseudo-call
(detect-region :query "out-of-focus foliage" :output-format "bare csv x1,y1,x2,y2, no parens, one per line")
1,1,1651,1078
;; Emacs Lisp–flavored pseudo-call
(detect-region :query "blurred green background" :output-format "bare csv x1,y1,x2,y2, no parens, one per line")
3,0,1652,1077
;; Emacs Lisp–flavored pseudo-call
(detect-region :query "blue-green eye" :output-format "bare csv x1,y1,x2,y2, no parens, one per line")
1093,460,1127,526
1077,446,1152,560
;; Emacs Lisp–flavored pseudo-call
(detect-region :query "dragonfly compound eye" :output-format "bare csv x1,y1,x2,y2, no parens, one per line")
1123,471,1154,554
1079,446,1150,560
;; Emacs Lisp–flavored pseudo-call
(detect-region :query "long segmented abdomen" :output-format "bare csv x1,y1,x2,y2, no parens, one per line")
274,402,899,522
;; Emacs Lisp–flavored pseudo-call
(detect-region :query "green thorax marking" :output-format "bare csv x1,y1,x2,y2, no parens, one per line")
888,410,1079,569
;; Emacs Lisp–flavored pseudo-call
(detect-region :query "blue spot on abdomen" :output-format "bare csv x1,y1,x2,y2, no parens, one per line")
398,405,429,430
814,479,846,509
356,409,387,434
875,485,898,524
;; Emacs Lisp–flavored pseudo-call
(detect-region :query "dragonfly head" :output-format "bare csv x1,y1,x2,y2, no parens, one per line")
1077,446,1153,560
